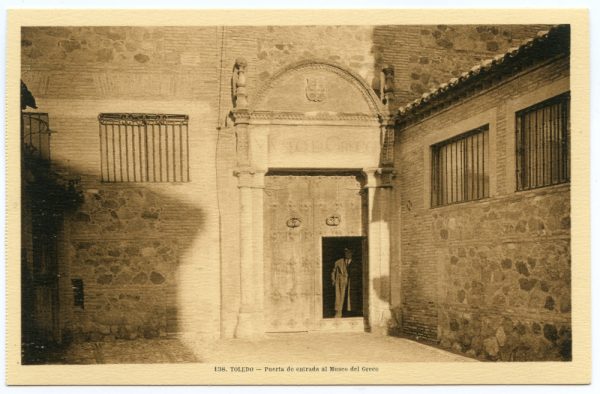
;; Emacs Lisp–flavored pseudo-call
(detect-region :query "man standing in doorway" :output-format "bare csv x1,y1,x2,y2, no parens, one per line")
331,248,353,318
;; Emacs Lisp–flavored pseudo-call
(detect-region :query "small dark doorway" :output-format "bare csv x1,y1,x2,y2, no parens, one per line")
322,237,364,318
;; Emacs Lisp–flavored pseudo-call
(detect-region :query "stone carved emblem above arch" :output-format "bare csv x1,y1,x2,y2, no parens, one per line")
250,60,384,117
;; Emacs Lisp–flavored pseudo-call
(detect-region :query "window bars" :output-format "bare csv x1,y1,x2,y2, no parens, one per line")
98,113,190,183
22,112,51,162
516,92,570,191
431,125,489,207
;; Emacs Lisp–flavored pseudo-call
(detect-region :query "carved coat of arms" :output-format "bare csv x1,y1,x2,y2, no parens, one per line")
305,77,326,102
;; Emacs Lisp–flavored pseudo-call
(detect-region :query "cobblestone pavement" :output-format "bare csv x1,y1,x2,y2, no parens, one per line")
45,332,473,364
44,338,199,364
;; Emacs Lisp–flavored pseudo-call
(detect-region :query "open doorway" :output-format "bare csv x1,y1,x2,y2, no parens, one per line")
322,237,364,319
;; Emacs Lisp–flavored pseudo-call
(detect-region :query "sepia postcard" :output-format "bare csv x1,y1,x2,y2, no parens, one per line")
4,8,590,385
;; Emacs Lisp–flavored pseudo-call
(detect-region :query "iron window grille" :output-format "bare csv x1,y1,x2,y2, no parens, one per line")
98,113,190,182
516,92,570,191
431,125,489,207
22,112,52,162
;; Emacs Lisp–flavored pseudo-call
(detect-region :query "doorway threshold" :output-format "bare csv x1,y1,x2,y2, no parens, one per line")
314,317,365,332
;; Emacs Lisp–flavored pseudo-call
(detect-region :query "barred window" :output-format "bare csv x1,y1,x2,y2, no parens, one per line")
99,113,189,182
516,92,570,191
431,125,489,207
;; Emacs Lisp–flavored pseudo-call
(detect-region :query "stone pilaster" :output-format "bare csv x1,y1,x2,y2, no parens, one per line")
364,167,395,335
232,71,263,337
233,109,251,166
380,115,396,168
233,167,258,338
251,170,265,335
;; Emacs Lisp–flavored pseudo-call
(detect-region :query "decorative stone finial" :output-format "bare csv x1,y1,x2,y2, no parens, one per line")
381,64,395,106
233,57,248,109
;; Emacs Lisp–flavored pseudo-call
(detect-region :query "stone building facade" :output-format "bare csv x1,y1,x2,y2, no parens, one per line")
20,24,570,362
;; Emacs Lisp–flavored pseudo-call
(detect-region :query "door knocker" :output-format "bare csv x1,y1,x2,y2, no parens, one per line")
325,214,341,226
286,217,302,228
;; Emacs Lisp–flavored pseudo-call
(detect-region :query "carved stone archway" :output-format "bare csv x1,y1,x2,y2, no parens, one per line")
229,59,395,338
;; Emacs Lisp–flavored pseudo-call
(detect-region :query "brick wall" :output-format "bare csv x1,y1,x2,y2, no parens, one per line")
393,56,571,361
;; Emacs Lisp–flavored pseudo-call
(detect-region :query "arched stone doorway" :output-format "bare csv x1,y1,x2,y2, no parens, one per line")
228,59,395,338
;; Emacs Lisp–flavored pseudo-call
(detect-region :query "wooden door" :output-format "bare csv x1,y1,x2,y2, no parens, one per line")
264,174,364,332
264,175,315,332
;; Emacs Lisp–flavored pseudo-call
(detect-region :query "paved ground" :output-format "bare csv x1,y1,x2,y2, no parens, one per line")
198,333,474,363
39,338,199,364
42,332,474,364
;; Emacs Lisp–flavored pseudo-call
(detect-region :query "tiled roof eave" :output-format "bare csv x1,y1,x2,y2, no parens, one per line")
395,24,570,126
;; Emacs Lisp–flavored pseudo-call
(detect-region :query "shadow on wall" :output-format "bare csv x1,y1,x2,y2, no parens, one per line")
22,157,206,364
369,275,403,335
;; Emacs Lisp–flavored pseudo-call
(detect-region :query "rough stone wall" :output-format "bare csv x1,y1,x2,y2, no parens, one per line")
434,188,571,361
70,238,177,341
67,187,201,341
21,27,219,100
393,57,571,361
252,26,376,92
